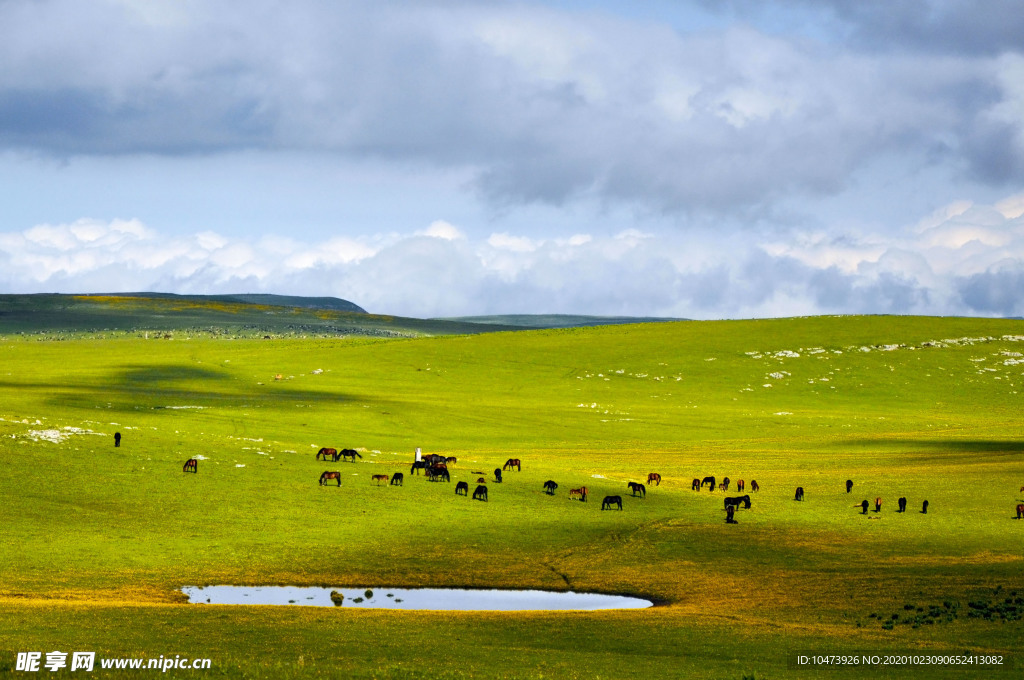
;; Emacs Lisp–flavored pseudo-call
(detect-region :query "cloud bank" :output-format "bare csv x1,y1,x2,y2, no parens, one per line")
0,0,1021,215
4,194,1024,319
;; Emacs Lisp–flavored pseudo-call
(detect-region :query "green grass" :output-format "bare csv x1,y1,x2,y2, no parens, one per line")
1,315,1022,678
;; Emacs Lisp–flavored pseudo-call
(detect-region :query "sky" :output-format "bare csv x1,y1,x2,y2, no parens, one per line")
1,0,1023,319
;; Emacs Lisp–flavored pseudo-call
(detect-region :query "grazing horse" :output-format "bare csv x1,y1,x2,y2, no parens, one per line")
390,473,404,486
476,477,486,483
494,468,503,483
424,454,445,465
921,500,929,514
371,474,389,485
751,480,760,492
114,432,121,448
316,447,338,461
427,465,450,482
445,456,457,465
724,495,752,510
410,461,429,475
183,458,198,473
721,477,731,491
455,481,469,496
503,458,521,471
543,480,558,495
602,495,623,510
569,487,588,502
628,482,646,498
647,473,661,486
319,471,341,486
701,476,716,492
725,505,737,524
692,478,701,491
473,485,488,501
1017,503,1024,519
857,500,868,514
874,497,882,512
340,449,362,462
736,480,745,492
846,479,853,493
897,497,907,513
794,486,805,501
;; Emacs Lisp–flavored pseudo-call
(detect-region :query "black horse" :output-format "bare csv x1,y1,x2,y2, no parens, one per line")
726,505,737,524
858,499,869,514
846,479,853,493
494,468,503,483
627,482,646,498
340,449,362,462
114,432,121,448
751,480,760,492
794,486,805,501
473,485,488,501
720,476,731,491
921,500,929,514
897,496,907,512
691,478,701,491
410,460,429,475
602,495,623,510
724,495,751,510
183,458,198,473
701,476,716,492
427,466,450,482
390,472,404,486
543,480,558,495
455,481,469,496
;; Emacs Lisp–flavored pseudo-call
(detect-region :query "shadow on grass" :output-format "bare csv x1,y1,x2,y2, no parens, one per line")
845,438,1024,457
0,362,389,413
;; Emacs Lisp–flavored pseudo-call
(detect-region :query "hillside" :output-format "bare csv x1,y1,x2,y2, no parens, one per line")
0,293,518,338
436,313,685,328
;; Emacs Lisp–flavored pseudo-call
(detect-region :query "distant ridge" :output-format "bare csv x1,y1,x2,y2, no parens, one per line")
436,314,687,329
105,292,367,313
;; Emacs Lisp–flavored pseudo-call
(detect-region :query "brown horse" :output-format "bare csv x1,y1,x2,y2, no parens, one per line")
316,447,338,461
503,458,521,471
569,487,588,502
319,471,341,486
1017,504,1024,519
183,458,198,473
874,497,882,512
445,456,458,465
628,482,646,498
371,474,389,485
647,472,661,486
751,480,760,492
736,479,745,492
691,478,701,491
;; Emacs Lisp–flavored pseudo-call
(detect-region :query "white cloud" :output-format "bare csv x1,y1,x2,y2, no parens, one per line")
4,191,1024,318
419,220,465,241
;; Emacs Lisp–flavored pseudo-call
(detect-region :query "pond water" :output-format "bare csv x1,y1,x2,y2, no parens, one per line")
182,586,652,611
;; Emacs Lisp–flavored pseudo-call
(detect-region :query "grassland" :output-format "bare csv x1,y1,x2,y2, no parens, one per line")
1,314,1022,678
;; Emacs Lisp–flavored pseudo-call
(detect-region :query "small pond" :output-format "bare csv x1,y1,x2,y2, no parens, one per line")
182,586,652,611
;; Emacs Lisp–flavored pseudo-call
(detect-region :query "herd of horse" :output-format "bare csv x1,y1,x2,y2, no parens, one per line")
180,440,1023,520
